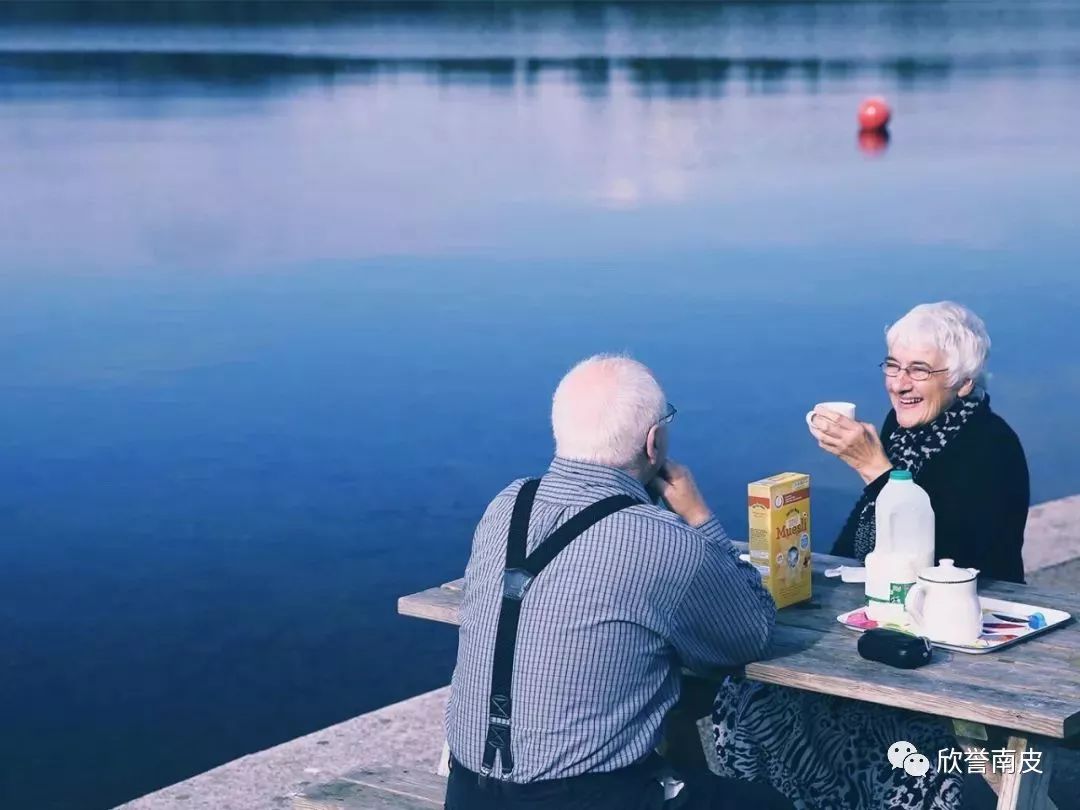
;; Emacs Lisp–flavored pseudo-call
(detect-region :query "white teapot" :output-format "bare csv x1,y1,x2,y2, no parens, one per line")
904,559,983,645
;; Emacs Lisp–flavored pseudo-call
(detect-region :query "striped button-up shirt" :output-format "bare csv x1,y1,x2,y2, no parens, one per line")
446,457,777,781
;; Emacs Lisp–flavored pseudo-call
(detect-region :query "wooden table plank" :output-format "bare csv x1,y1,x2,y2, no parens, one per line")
398,585,461,625
400,548,1080,739
746,628,1074,738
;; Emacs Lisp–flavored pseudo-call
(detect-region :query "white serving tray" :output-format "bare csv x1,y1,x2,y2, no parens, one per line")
837,596,1071,654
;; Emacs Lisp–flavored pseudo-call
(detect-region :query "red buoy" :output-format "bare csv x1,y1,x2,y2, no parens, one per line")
858,97,891,131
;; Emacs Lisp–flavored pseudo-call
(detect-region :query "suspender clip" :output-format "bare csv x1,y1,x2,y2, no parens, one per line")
502,568,534,601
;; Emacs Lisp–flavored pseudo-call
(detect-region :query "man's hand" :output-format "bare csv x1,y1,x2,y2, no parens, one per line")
648,460,713,527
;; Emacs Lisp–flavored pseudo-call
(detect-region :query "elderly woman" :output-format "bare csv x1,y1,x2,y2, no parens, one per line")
815,301,1028,581
711,302,1029,810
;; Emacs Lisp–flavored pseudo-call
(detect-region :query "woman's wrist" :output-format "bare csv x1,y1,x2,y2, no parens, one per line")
857,456,893,485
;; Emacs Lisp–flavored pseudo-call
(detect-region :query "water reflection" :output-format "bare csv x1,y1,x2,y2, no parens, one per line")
2,50,1079,98
857,128,891,156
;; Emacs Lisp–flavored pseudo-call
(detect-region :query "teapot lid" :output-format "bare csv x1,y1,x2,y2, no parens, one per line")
919,558,978,584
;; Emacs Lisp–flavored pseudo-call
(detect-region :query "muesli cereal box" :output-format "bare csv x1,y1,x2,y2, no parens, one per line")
748,473,811,608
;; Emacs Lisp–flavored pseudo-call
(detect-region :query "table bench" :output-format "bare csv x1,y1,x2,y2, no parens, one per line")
398,544,1080,810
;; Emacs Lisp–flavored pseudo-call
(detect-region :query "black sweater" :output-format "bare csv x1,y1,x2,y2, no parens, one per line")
833,399,1029,583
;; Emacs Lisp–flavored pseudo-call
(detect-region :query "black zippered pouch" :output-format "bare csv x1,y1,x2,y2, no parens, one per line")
857,628,933,669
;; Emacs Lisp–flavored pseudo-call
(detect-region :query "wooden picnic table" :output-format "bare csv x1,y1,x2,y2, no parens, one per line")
399,544,1079,810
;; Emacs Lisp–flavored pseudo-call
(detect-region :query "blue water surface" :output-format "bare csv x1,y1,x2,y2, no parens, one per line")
1,2,1079,808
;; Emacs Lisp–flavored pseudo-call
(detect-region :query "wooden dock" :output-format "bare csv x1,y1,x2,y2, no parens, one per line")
293,768,445,809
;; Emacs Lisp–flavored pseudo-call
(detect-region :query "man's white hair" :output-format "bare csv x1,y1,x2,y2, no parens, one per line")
551,354,667,469
886,301,991,390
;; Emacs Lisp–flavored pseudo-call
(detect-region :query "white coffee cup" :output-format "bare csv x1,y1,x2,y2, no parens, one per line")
806,401,856,428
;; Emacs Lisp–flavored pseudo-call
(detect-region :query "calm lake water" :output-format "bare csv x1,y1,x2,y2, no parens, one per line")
2,2,1079,807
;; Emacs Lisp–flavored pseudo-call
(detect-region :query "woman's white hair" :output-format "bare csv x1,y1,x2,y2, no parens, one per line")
551,354,667,470
886,301,991,390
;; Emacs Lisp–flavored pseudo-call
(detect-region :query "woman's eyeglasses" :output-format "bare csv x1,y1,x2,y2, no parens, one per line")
879,360,948,382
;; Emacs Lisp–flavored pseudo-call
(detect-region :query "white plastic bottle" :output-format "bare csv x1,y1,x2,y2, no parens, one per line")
864,470,935,622
864,550,917,623
875,469,935,571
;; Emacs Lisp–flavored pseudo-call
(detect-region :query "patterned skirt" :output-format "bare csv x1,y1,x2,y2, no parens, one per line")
711,677,964,810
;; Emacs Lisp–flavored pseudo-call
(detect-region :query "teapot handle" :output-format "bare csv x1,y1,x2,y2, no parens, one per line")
905,582,927,632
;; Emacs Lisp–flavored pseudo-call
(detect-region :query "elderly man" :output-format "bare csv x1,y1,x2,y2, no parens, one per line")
445,355,777,810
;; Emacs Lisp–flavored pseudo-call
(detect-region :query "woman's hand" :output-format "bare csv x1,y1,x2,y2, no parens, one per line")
808,410,893,484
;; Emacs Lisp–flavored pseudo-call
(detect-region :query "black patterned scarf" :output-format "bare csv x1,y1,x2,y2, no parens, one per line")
851,392,987,561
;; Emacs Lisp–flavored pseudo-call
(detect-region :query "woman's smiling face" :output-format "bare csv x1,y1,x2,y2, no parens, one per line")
884,343,970,428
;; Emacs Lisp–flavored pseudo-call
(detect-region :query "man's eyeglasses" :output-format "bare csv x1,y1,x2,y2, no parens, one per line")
879,360,948,382
658,402,677,425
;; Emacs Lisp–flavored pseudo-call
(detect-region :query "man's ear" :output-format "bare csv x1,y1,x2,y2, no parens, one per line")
957,378,975,397
645,424,661,466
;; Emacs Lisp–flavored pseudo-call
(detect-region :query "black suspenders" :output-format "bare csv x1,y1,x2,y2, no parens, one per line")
481,477,643,778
